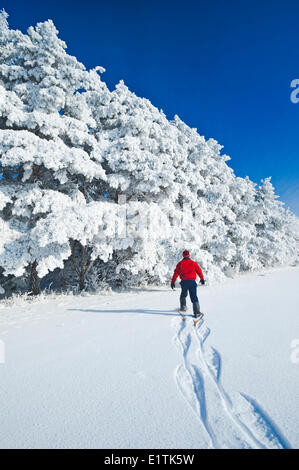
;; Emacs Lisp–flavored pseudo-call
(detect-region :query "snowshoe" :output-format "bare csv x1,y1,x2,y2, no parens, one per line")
178,309,186,321
193,312,204,327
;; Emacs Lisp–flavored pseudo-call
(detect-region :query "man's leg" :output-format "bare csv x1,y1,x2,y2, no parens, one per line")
180,281,188,311
189,281,200,317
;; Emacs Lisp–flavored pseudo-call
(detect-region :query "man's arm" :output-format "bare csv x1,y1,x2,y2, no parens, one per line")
171,262,181,284
194,262,204,281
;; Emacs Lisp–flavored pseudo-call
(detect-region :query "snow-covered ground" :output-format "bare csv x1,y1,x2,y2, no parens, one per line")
0,266,298,449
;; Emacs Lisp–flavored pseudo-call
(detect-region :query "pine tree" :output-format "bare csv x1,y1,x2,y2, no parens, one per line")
0,11,298,296
0,11,108,293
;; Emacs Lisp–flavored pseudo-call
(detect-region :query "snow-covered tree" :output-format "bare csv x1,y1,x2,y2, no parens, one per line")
0,11,109,293
0,10,298,297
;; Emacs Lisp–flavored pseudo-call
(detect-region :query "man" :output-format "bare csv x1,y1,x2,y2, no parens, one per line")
171,250,205,318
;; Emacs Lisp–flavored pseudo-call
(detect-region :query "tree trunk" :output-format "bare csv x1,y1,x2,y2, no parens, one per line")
30,260,40,295
79,245,86,291
61,263,67,290
71,241,94,292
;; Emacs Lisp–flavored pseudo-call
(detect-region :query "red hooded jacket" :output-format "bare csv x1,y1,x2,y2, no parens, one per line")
171,258,204,283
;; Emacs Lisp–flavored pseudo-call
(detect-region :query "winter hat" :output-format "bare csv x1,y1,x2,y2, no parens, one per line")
183,250,190,258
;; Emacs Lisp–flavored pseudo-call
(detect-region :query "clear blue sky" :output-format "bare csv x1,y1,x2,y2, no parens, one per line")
2,0,299,215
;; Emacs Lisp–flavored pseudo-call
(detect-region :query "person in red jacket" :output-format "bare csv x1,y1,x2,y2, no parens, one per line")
171,250,205,317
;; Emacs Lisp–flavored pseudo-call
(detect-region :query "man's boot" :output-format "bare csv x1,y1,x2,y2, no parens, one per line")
193,301,200,318
180,297,187,312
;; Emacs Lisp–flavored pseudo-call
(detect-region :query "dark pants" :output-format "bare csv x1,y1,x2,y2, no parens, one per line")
180,280,199,304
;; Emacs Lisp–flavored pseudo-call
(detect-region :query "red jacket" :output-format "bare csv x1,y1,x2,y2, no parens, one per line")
172,258,204,283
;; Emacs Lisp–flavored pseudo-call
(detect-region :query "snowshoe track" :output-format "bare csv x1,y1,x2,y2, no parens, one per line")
172,317,286,449
173,319,219,448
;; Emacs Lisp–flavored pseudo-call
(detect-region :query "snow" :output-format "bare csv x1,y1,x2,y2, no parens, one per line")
0,266,298,449
0,9,297,450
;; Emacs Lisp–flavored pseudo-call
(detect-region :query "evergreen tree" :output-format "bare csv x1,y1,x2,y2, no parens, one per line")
0,11,298,296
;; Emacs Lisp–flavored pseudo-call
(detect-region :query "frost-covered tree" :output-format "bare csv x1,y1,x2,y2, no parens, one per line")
0,11,298,297
0,11,109,293
0,13,173,293
84,80,187,203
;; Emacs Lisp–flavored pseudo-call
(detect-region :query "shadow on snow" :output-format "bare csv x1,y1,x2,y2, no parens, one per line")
67,308,191,318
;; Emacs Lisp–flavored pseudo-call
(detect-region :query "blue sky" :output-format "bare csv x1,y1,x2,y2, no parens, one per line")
2,0,299,215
